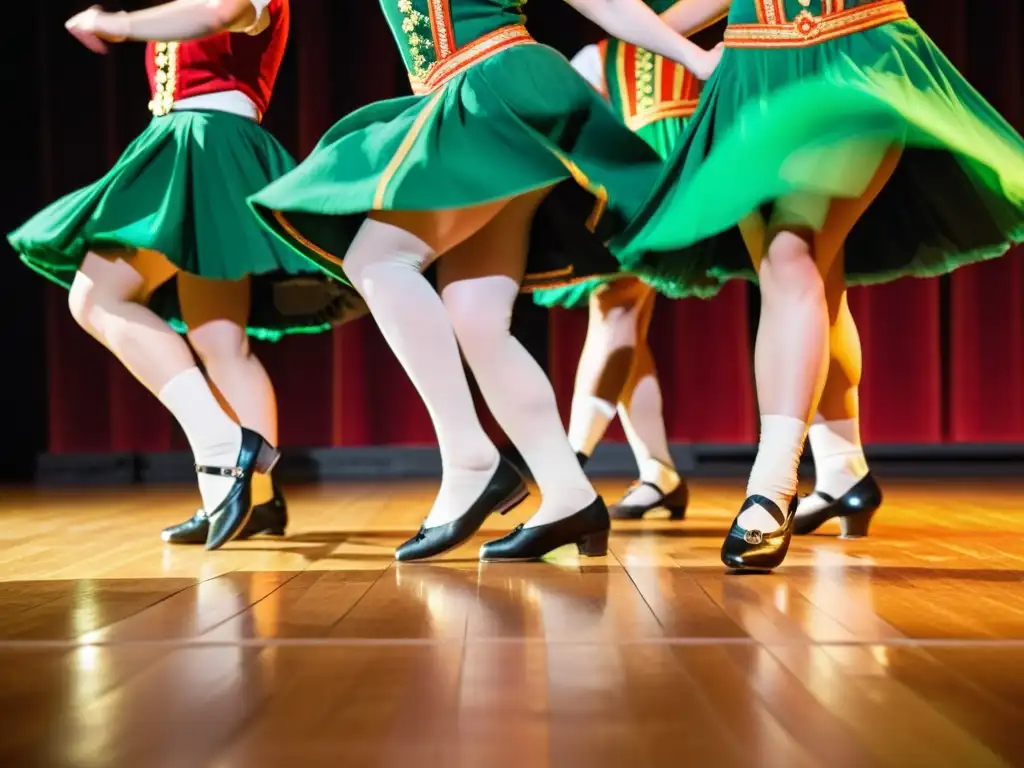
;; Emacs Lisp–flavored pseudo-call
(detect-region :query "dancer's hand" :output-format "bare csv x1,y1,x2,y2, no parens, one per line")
689,42,724,80
65,6,130,54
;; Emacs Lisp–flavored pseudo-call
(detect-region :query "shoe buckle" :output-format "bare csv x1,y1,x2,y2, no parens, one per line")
194,464,244,478
744,529,763,545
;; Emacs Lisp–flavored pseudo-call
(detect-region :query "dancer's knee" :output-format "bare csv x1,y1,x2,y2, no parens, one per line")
442,275,517,355
760,230,824,305
187,319,250,368
343,218,435,292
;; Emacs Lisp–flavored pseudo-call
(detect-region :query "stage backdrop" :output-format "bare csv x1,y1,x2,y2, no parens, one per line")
14,0,1024,459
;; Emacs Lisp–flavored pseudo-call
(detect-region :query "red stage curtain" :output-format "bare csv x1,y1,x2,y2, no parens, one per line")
29,0,1024,455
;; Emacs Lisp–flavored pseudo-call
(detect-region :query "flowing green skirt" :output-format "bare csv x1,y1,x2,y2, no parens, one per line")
615,18,1024,291
249,43,664,291
8,110,364,341
533,115,700,309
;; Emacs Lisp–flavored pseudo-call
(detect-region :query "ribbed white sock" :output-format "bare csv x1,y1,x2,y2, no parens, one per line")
157,367,242,514
739,414,806,532
798,417,869,516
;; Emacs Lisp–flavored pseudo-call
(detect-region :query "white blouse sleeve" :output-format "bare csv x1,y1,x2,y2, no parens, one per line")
569,44,606,95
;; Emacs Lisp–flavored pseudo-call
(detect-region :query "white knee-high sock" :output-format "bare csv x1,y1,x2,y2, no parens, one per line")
798,416,869,515
739,414,806,532
343,220,499,528
568,395,617,457
157,367,243,513
444,276,597,528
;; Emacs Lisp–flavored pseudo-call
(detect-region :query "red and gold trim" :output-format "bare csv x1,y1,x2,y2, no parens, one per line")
148,42,180,116
428,0,455,58
727,0,906,48
614,43,701,132
409,24,534,95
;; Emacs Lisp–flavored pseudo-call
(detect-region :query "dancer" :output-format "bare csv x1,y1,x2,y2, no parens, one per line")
249,0,722,561
8,0,362,549
533,19,704,521
615,0,1024,570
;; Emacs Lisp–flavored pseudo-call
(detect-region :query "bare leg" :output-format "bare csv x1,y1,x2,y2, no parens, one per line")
800,280,871,513
615,286,682,504
439,189,598,528
68,250,243,514
737,146,902,535
180,274,278,505
568,278,650,459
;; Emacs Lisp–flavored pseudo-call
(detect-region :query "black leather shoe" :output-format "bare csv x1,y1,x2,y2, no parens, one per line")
479,496,611,562
610,479,689,520
395,457,529,562
721,495,797,572
795,473,882,538
161,483,288,545
202,428,281,551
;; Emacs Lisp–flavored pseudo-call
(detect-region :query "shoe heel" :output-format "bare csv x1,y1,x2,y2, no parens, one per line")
255,440,281,474
498,486,530,516
664,481,689,521
839,509,875,539
577,528,609,557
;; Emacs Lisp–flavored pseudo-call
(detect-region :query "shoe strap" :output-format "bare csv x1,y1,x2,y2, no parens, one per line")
814,489,836,503
194,463,244,479
740,494,787,527
623,481,666,502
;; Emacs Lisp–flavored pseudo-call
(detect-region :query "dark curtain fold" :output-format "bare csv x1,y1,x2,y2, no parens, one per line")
6,0,1022,458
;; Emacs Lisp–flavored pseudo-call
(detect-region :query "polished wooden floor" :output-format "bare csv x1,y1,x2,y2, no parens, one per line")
1,477,1023,767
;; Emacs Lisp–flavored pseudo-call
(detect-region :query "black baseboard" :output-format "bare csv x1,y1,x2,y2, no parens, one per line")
32,442,1024,486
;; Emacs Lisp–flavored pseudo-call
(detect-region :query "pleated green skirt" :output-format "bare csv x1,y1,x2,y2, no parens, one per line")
249,43,665,291
532,116,697,309
8,110,364,341
615,17,1024,292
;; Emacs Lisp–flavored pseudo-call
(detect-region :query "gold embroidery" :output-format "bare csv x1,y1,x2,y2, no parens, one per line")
634,49,656,113
625,100,700,132
398,0,433,78
408,25,533,94
148,42,179,116
725,0,908,48
429,0,453,57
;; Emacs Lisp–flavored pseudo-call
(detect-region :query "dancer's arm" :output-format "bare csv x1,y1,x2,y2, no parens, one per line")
66,0,271,54
661,0,731,37
563,0,722,79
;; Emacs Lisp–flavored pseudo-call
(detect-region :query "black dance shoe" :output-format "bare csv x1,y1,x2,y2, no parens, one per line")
202,428,281,551
479,496,611,562
161,483,288,545
395,457,529,562
576,452,589,468
720,495,797,572
609,478,689,521
794,473,882,538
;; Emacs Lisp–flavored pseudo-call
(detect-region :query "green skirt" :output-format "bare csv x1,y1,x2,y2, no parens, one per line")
534,119,686,310
8,110,364,341
249,43,664,291
615,18,1024,291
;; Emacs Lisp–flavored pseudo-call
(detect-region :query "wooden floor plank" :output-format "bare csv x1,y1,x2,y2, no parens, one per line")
0,477,1020,766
